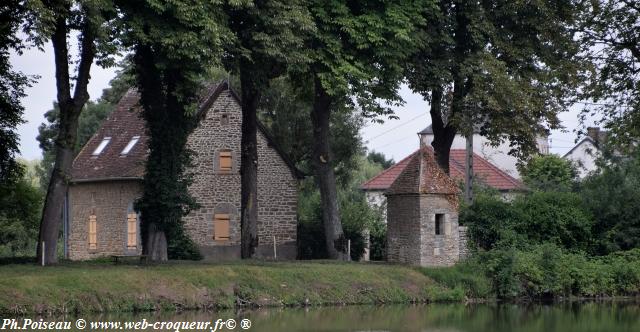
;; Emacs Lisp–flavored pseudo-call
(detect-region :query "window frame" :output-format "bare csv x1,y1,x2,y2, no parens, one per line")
92,137,111,156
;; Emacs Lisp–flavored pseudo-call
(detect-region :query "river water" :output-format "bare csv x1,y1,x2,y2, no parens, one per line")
12,302,640,331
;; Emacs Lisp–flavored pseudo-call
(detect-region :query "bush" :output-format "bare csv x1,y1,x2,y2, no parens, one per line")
520,154,578,191
477,245,640,299
512,191,594,252
580,152,640,254
462,191,595,253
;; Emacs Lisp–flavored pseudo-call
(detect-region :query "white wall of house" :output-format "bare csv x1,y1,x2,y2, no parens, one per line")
420,133,549,179
563,138,600,178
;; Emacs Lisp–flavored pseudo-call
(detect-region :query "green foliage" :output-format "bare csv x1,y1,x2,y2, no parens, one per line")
418,259,492,298
301,0,425,116
258,76,366,184
297,155,387,261
0,166,43,257
578,1,640,151
479,244,640,299
461,194,522,250
367,151,395,170
0,1,32,185
520,154,578,191
464,191,594,253
406,0,582,159
117,0,231,258
580,151,640,255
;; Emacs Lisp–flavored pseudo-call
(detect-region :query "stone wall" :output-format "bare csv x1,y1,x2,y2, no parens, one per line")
419,194,459,266
67,181,142,260
386,194,422,265
386,193,460,267
458,226,469,259
183,90,298,260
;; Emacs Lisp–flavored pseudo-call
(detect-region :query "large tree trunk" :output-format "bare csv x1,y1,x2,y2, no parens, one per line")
311,76,349,261
37,6,96,265
144,222,168,261
239,63,260,259
429,86,457,175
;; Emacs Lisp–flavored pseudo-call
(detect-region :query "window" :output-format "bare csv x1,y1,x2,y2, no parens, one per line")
219,150,232,172
214,214,230,241
121,136,140,155
220,114,229,125
88,214,97,249
435,214,444,235
92,137,111,156
127,213,137,249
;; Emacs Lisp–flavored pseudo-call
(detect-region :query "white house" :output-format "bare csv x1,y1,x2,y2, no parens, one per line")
562,127,606,178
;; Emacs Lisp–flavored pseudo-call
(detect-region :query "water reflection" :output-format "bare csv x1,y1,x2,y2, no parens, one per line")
16,301,640,332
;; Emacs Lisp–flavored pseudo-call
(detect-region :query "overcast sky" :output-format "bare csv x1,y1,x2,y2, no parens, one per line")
12,43,596,162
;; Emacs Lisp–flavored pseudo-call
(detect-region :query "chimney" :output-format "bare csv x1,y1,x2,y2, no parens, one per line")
587,127,600,144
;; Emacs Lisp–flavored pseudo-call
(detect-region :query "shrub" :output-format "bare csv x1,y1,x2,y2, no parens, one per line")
512,191,594,252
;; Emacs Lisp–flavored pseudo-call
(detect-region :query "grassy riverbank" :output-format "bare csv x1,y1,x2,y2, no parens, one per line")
0,260,467,315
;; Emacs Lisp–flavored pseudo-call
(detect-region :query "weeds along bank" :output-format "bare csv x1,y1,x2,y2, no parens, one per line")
2,249,639,316
421,246,640,300
0,261,448,315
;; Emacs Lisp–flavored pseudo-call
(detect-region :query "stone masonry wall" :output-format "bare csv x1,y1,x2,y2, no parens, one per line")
183,90,298,259
67,181,142,260
419,194,459,267
458,226,469,259
386,194,422,265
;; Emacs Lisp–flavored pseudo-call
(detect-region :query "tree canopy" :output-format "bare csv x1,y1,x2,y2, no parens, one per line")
578,0,640,152
406,0,583,173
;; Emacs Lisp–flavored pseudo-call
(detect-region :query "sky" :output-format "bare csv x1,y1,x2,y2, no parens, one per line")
12,43,596,162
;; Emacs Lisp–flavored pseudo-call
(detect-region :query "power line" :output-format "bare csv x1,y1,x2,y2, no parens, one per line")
367,111,429,142
372,134,418,150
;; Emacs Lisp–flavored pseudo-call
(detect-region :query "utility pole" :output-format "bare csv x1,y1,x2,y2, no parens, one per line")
465,132,474,205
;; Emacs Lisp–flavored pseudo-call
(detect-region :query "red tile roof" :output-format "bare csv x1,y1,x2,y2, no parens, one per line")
386,147,459,195
362,148,523,192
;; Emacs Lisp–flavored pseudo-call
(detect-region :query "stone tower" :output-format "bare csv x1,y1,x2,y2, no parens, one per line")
385,146,461,266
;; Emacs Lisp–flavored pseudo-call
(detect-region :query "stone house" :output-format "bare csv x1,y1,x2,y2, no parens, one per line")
65,81,301,260
385,146,462,267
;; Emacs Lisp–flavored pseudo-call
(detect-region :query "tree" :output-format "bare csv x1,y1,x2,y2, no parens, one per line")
0,1,31,185
367,151,395,170
295,0,425,259
520,154,578,192
405,0,582,174
36,69,132,193
581,150,640,255
0,168,42,257
116,0,228,261
578,1,640,151
223,0,313,258
34,0,117,265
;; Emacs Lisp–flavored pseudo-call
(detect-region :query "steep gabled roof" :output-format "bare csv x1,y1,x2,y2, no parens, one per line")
386,147,459,195
362,147,523,192
562,137,599,159
71,81,302,182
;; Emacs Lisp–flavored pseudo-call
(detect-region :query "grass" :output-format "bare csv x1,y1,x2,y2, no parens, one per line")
0,260,466,315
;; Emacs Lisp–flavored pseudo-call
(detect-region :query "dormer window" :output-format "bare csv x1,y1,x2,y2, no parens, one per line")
92,137,111,156
121,136,140,155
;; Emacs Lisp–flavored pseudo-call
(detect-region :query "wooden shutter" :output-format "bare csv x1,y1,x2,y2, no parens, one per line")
127,213,137,249
89,214,97,249
219,151,232,172
214,214,230,241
